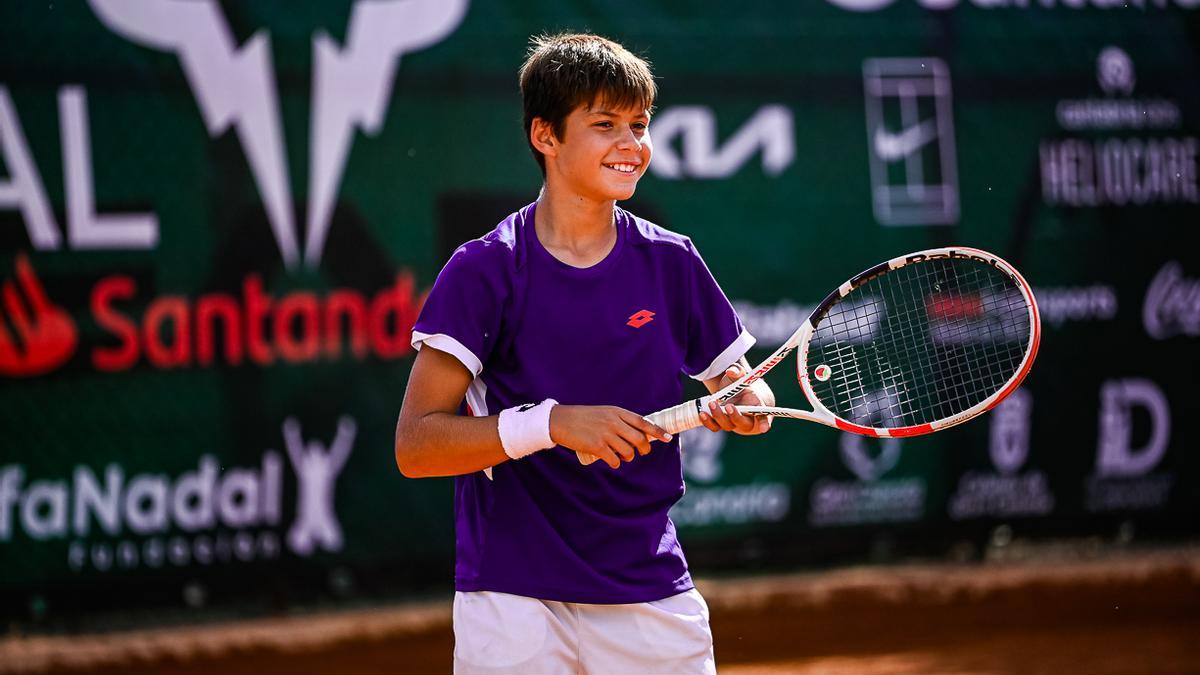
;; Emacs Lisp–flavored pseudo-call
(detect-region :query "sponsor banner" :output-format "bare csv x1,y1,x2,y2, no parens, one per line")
809,436,926,527
1035,286,1118,327
0,255,422,377
949,389,1055,520
1087,378,1175,512
649,106,794,180
1041,46,1200,208
2,417,356,573
1143,262,1200,339
672,429,792,528
862,58,959,225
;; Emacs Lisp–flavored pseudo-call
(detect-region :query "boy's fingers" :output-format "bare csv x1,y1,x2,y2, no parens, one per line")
708,400,737,432
601,447,621,469
614,424,650,457
630,414,673,443
630,430,657,455
610,435,637,462
721,364,742,387
584,446,620,469
635,434,652,456
698,411,720,432
727,405,757,433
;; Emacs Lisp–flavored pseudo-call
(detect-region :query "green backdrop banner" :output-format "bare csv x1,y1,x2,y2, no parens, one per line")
2,1,1198,622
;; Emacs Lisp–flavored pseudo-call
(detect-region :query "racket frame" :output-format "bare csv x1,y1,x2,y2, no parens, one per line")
578,246,1041,465
644,246,1041,439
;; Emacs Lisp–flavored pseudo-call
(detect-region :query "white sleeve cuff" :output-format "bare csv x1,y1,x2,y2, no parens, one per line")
411,331,483,378
689,329,757,381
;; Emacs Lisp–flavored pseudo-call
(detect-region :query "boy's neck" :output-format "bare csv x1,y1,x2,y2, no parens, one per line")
533,187,618,268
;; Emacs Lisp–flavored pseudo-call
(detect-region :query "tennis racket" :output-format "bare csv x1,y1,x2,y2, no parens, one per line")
577,246,1040,465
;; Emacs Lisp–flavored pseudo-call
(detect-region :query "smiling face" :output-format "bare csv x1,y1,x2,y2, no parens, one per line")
537,101,652,203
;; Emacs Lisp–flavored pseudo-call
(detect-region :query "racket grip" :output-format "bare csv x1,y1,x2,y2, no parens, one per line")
576,398,707,466
645,399,705,435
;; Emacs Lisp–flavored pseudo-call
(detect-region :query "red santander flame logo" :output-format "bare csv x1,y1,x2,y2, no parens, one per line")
0,254,79,377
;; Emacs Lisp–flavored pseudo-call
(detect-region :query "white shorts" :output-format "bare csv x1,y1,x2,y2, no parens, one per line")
452,588,716,674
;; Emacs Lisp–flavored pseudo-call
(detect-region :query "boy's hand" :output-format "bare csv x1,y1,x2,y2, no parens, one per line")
700,364,774,436
550,405,673,469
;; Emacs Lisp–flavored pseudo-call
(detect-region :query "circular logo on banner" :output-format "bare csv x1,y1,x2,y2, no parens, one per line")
839,434,902,482
1097,46,1135,96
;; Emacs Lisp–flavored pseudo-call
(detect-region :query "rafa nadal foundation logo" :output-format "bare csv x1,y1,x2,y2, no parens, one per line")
282,416,356,557
86,0,469,269
0,414,359,570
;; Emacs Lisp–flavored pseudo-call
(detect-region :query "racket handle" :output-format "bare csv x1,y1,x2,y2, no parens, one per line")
575,398,708,466
645,399,705,435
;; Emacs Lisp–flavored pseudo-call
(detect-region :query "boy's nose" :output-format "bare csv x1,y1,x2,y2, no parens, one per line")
616,126,642,150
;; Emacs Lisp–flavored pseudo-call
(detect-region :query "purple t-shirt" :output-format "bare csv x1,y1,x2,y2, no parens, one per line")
411,201,754,604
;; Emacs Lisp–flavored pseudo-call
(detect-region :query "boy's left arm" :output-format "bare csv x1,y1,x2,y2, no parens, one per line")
699,357,774,435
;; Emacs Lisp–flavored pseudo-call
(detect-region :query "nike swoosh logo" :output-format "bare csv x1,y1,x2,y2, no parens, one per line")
873,119,939,161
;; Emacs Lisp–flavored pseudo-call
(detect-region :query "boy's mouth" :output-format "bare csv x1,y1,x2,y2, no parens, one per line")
603,163,640,174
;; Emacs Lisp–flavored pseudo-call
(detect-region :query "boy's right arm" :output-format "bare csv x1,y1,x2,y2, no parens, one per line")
394,346,672,477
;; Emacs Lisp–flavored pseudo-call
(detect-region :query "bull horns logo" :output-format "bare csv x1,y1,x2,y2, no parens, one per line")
87,0,469,269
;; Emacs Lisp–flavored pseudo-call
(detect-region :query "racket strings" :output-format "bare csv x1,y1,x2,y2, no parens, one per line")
809,258,1030,428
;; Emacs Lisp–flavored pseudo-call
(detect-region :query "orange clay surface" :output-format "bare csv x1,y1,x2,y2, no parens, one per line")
3,545,1198,675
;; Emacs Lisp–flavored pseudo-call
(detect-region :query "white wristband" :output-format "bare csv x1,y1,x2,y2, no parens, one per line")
498,399,558,460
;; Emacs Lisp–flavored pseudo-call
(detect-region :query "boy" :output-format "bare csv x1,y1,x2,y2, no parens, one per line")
395,33,774,674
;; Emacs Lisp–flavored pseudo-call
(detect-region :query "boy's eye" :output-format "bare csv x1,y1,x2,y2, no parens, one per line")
594,121,613,129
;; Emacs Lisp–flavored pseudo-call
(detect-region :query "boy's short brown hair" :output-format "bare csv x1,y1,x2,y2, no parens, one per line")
519,33,657,174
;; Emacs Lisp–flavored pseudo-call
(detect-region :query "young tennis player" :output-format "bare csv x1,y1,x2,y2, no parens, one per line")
395,32,774,674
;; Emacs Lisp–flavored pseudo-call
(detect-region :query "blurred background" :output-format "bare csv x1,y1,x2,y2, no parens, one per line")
2,1,1199,672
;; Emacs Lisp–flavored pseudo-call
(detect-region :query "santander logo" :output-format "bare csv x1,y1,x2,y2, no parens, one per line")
91,273,422,371
0,254,78,377
0,252,425,377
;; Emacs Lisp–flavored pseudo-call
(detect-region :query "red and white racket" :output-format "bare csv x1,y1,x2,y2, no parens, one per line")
577,246,1040,465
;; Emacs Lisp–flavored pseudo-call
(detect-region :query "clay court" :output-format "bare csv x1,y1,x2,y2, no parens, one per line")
4,546,1197,674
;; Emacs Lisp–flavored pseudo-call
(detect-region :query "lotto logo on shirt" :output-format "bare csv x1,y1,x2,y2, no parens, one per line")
626,309,656,328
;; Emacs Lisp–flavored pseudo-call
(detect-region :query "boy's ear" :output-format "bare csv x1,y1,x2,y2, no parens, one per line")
530,117,559,158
